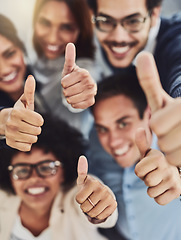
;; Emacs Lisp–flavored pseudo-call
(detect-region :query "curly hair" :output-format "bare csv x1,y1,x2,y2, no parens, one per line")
0,14,26,53
0,114,88,195
87,0,163,14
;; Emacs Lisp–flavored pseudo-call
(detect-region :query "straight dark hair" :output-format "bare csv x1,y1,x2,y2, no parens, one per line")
91,67,147,119
0,14,25,53
33,0,95,58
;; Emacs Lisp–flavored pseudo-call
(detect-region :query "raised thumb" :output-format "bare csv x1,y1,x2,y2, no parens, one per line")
135,127,150,158
77,155,88,189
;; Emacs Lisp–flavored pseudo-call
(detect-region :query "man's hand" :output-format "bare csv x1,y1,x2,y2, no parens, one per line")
135,128,181,205
61,43,97,109
4,75,44,151
76,156,117,223
136,52,181,166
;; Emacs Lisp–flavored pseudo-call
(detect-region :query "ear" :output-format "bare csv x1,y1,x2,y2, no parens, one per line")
150,6,161,27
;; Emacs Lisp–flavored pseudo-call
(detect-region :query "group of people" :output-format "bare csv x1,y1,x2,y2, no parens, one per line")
0,0,181,239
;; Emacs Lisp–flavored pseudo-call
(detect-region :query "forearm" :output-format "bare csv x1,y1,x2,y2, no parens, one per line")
0,108,12,136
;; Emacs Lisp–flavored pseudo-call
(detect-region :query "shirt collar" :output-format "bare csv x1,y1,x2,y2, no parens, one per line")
133,18,161,65
144,17,161,54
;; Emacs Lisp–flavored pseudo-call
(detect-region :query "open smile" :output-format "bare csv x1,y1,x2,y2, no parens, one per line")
0,71,18,83
25,186,49,197
113,145,129,157
106,41,137,58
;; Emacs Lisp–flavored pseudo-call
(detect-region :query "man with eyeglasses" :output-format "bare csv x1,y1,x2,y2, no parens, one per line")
88,0,181,98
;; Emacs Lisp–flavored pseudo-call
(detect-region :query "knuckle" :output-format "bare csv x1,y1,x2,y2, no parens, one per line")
6,121,18,131
144,175,153,186
11,108,20,118
37,127,42,135
147,187,155,198
34,127,42,136
28,135,38,144
134,166,142,178
88,211,95,218
75,194,81,204
32,136,38,144
85,98,95,108
154,196,166,206
6,138,14,147
22,144,32,152
5,131,16,141
81,69,89,78
155,153,165,167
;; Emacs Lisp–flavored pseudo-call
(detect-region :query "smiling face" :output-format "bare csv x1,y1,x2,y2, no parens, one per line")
0,35,25,96
95,0,159,68
93,95,151,167
10,148,64,214
34,1,80,59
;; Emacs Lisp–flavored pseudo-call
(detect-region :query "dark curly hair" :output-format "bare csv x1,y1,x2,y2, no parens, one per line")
0,14,26,53
90,66,147,119
87,0,163,14
0,114,88,195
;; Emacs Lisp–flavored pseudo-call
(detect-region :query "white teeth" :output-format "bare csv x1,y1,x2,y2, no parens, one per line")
2,71,17,82
27,187,45,195
47,45,59,52
114,145,129,156
111,46,129,54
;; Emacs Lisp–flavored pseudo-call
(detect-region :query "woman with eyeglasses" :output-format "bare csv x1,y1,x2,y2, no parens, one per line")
0,115,117,240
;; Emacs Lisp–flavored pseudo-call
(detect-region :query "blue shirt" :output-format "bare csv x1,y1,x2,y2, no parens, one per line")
88,128,181,240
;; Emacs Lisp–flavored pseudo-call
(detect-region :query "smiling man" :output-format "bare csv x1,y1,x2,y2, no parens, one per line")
88,0,181,98
88,69,181,240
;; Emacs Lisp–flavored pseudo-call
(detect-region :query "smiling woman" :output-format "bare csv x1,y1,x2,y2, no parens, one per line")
0,114,118,240
0,14,27,105
33,0,94,59
22,0,101,138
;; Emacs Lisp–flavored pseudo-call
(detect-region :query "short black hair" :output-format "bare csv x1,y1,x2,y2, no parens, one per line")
91,67,147,119
0,114,87,194
87,0,163,14
0,14,25,53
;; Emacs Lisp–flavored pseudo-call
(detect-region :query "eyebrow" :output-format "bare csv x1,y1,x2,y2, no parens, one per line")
98,12,142,20
116,116,131,123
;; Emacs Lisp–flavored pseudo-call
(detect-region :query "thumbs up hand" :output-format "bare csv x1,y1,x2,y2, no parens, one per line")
4,75,44,151
76,156,117,223
135,128,181,205
61,43,97,109
136,52,181,167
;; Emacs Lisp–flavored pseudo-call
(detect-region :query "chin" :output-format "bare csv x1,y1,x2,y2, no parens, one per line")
109,57,132,69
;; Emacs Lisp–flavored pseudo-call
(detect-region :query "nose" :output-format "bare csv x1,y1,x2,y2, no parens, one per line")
47,27,60,44
109,130,123,149
111,24,130,41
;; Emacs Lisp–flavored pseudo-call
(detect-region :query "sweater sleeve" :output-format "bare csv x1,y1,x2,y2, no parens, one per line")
155,16,181,98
